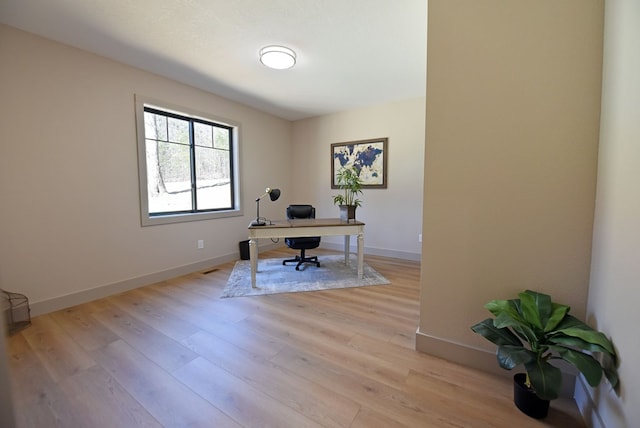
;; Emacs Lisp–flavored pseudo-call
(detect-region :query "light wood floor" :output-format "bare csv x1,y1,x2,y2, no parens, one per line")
6,248,585,427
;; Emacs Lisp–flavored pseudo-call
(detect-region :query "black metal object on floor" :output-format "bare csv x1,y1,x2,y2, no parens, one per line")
1,289,31,334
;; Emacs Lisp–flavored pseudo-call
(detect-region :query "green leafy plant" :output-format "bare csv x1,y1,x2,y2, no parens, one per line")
332,167,363,207
471,290,618,400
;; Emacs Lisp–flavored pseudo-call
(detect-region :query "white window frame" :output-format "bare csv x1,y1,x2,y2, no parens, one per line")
135,95,242,226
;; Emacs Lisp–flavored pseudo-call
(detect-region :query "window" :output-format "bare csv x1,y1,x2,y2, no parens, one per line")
135,97,241,225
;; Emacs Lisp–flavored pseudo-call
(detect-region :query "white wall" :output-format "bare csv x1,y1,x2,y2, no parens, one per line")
291,98,426,260
581,0,640,426
0,24,291,314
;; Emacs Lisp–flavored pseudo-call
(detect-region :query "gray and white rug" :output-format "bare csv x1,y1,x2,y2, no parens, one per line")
221,254,390,298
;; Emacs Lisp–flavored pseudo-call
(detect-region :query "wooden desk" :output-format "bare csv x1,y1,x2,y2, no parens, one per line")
248,218,365,288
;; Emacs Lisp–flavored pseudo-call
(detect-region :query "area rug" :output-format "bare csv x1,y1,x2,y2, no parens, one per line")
221,255,390,298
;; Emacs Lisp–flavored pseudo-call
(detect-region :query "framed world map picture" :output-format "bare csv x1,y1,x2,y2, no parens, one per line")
331,138,388,189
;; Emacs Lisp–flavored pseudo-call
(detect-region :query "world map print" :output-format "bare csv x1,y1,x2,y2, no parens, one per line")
332,140,386,186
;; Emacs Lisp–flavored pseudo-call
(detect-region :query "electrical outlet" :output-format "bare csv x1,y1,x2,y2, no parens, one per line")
418,234,422,242
197,240,204,249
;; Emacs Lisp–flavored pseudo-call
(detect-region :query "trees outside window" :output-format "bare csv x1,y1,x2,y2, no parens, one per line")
136,98,240,225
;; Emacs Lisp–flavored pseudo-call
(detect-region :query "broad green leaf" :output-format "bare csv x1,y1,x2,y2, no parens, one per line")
507,322,541,351
471,318,522,347
492,301,531,336
493,311,525,330
510,325,534,346
556,327,615,355
513,298,523,316
599,349,620,389
552,346,603,387
548,335,609,354
485,299,521,320
525,359,562,400
604,365,620,389
519,290,550,330
554,314,590,331
497,345,535,370
544,302,571,332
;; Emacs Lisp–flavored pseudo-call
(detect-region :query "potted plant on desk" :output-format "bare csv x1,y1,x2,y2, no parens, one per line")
471,289,618,419
332,167,363,221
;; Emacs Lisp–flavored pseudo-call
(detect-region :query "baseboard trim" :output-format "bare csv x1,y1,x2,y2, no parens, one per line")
574,375,606,428
320,242,420,262
415,328,506,377
30,242,282,316
415,328,577,399
29,255,233,316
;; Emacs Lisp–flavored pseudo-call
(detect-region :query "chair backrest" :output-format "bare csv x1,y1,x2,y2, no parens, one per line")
286,204,315,220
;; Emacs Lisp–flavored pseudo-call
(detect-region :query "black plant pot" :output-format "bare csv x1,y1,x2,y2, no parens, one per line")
513,373,550,419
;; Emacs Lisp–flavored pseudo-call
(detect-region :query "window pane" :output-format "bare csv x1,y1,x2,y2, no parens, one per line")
167,117,189,144
214,127,230,150
146,140,192,213
194,122,213,148
144,112,167,141
195,146,231,210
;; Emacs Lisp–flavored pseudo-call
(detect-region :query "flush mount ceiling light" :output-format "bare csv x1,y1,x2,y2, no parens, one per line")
259,45,296,70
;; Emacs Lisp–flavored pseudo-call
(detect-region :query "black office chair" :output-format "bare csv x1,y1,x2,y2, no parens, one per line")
282,205,321,270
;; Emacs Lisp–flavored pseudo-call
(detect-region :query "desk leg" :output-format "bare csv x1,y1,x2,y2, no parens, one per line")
344,235,350,266
357,232,364,279
249,238,258,288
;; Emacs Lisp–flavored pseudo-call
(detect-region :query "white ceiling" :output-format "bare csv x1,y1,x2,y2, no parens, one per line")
0,0,427,121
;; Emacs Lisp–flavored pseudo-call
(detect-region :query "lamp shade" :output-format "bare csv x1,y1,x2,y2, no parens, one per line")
268,188,281,201
259,46,296,70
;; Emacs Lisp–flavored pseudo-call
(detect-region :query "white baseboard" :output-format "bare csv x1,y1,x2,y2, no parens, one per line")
319,242,421,262
415,327,507,377
415,327,577,399
30,243,284,316
574,375,606,428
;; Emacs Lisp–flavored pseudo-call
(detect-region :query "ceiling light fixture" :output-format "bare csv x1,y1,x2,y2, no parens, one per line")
259,45,296,70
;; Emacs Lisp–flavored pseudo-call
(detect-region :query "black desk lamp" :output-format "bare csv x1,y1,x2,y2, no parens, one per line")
251,187,281,226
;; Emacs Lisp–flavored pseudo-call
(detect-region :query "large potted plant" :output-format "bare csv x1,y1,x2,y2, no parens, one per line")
332,167,363,221
471,290,618,419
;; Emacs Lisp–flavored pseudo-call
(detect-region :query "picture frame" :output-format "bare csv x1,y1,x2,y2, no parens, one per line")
331,138,388,189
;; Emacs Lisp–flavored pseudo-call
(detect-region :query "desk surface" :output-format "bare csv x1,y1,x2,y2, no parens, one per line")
248,218,365,229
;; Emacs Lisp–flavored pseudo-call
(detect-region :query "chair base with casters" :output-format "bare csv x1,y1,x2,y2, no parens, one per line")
283,204,321,271
282,242,320,270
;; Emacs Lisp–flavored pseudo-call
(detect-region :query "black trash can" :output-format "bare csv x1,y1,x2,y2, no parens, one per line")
239,240,250,260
